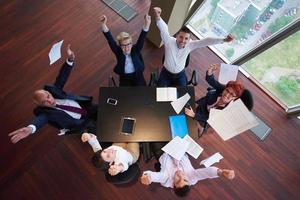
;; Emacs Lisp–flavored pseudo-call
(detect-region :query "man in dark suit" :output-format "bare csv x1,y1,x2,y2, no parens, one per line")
9,45,97,144
100,14,151,86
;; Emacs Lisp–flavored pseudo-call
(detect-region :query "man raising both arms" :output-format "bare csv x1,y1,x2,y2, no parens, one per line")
153,7,234,87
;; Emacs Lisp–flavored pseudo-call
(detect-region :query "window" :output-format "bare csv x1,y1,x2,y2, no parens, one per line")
187,0,300,63
243,30,300,110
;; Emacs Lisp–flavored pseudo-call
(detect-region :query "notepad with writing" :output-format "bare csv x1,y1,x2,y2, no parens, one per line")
169,115,188,138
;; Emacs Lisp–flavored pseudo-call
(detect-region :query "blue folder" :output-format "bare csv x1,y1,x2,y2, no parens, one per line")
169,115,188,138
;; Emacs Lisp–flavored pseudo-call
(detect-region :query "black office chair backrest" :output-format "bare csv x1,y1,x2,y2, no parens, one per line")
148,69,159,86
108,75,117,87
105,163,140,185
240,89,254,111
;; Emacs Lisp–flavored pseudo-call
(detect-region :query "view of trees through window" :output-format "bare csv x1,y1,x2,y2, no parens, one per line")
243,31,300,107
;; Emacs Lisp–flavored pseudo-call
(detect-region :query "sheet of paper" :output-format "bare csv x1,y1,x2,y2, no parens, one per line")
161,136,189,160
49,40,64,65
183,135,203,159
170,93,191,114
200,152,223,168
218,63,239,84
207,99,258,141
156,87,177,102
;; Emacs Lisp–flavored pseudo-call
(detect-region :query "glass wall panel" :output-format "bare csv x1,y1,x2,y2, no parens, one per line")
243,30,300,109
187,0,300,62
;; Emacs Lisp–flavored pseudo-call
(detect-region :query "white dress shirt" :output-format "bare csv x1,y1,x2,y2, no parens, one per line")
156,18,224,74
107,145,134,172
143,153,219,188
124,54,135,74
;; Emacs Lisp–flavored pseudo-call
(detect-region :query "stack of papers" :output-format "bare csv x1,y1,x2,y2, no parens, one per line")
218,63,239,84
207,99,258,141
156,87,177,102
162,135,203,160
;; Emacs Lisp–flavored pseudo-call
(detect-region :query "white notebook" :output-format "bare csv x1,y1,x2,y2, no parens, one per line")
156,87,177,102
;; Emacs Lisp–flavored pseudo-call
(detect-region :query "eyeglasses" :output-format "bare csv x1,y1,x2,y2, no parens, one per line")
120,43,132,48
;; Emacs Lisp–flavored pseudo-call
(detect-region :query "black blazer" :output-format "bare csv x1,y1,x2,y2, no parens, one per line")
103,30,148,83
194,72,226,124
31,62,92,133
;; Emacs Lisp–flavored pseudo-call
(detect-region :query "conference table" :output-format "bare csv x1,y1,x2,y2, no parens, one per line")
96,86,198,142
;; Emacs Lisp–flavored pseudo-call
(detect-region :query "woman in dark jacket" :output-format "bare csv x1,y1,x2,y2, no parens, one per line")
185,64,244,135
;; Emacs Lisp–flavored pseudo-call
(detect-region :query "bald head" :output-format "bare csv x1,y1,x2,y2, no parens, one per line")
33,90,55,107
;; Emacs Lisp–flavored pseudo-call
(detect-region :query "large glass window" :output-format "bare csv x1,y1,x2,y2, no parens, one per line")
243,30,300,109
187,0,300,63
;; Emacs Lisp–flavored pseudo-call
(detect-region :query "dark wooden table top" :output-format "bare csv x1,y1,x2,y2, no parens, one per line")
96,86,197,142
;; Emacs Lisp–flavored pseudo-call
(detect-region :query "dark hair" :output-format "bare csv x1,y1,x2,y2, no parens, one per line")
179,26,191,34
226,81,244,97
174,185,190,197
91,150,109,170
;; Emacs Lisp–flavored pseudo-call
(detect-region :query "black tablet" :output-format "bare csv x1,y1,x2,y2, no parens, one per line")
120,117,136,136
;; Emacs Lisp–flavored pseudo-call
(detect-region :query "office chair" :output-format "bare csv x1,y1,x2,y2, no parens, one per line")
240,89,254,111
105,163,140,185
108,75,117,87
148,69,159,86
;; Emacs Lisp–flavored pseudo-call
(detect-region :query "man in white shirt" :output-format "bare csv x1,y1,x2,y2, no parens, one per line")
153,7,234,86
141,153,235,197
8,45,97,144
82,133,139,176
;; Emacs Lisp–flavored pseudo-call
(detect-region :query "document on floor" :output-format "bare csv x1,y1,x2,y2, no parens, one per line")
156,87,177,102
171,93,190,114
200,152,223,168
49,40,64,65
162,136,189,160
183,135,203,159
218,63,239,84
207,99,258,141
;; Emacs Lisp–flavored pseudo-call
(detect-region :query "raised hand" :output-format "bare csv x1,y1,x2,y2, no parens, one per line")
223,34,235,42
207,63,219,75
66,44,75,61
100,15,107,25
153,7,162,19
140,174,151,185
108,164,122,176
218,169,235,180
8,126,32,144
144,14,151,29
81,133,91,142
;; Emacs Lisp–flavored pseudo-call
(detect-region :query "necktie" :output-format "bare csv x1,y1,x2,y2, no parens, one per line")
56,104,87,116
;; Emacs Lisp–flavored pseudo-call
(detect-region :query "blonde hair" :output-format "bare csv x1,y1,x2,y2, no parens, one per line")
116,32,132,45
